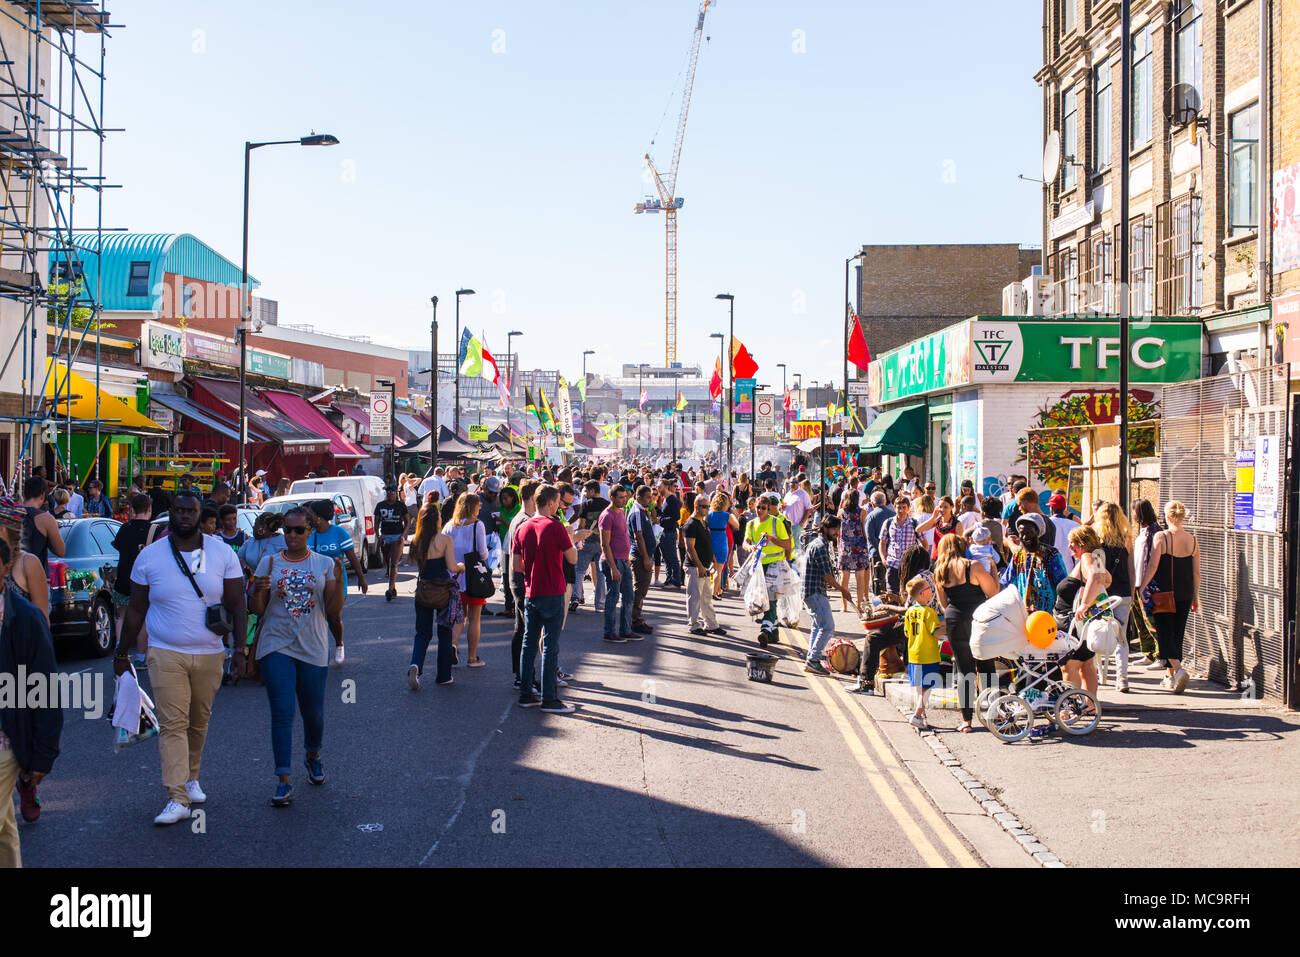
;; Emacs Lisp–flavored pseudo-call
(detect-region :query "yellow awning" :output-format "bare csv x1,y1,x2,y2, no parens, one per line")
44,359,165,432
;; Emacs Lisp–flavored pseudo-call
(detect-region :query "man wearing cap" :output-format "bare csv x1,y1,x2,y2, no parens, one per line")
1047,492,1079,545
1000,513,1067,613
374,482,410,601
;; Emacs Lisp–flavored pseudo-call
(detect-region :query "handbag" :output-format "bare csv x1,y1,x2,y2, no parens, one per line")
168,538,232,636
1148,531,1176,614
416,576,455,610
458,521,496,600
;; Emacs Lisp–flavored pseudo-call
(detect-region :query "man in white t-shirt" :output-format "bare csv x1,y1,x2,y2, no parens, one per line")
418,467,450,504
114,491,246,826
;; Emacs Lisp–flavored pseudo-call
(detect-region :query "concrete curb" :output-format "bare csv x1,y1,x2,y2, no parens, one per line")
875,692,1066,868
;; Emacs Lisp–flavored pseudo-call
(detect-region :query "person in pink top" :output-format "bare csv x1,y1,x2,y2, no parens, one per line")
598,486,636,642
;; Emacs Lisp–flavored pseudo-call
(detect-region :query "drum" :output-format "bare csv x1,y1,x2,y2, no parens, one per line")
824,638,862,675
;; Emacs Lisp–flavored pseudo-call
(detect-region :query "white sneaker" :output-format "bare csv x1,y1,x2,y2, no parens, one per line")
1159,675,1174,691
1172,668,1189,693
334,644,345,664
407,664,420,691
185,780,207,804
153,800,192,826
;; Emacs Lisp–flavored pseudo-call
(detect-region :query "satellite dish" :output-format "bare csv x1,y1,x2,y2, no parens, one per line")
1042,130,1062,184
1167,83,1202,128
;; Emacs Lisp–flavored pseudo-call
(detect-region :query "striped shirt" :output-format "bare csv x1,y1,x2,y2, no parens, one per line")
802,534,838,600
881,517,918,568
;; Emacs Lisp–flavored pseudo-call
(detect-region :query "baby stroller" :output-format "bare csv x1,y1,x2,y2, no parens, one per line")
975,616,1101,743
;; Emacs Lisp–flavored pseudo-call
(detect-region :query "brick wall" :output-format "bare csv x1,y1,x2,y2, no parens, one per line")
857,244,1038,355
976,384,1068,491
1275,0,1300,297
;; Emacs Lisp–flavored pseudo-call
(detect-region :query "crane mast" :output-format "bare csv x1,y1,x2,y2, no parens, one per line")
635,0,712,367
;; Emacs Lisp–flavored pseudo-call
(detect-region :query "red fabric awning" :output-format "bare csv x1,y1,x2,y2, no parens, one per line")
260,389,368,459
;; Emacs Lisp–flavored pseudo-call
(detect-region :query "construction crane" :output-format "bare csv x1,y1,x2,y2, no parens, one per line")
635,0,712,367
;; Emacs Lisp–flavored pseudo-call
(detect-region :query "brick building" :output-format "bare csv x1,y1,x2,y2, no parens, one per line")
1036,0,1294,332
856,244,1040,357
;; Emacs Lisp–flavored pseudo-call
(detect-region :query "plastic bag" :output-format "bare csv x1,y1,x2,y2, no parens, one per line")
769,560,797,599
744,562,770,618
733,537,764,592
110,668,159,753
970,586,1030,660
777,563,803,626
485,531,502,571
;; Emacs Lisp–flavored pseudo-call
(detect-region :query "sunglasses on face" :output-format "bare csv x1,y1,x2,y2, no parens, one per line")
283,525,309,534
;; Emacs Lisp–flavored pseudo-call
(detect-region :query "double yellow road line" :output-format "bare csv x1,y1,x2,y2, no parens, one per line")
782,626,980,868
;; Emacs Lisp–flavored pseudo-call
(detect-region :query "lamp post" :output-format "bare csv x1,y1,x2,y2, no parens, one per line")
1117,0,1132,511
506,330,522,439
638,363,647,453
843,251,866,438
377,377,396,481
429,296,438,465
581,349,595,443
454,288,476,436
715,294,734,474
238,132,339,504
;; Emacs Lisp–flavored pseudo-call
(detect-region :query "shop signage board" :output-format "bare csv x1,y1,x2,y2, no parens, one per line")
968,320,1202,385
248,350,291,380
1254,435,1280,533
754,393,776,440
1274,163,1300,274
369,391,391,441
141,322,184,373
183,329,240,368
847,380,871,396
868,321,971,406
790,420,823,441
468,424,489,441
1234,448,1255,530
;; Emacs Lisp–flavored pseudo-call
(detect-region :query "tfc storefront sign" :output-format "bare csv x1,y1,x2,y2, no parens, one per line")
970,321,1203,385
869,318,1203,404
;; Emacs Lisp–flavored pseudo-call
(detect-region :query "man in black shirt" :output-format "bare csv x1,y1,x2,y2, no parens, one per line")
681,495,724,635
572,480,609,612
111,493,153,667
755,461,779,488
374,483,410,602
148,476,171,522
656,478,682,590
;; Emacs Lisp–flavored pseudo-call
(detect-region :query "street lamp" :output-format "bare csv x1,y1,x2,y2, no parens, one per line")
430,296,438,465
715,294,735,474
710,332,725,450
454,288,476,435
844,250,866,438
638,362,647,453
238,131,339,503
582,349,595,440
506,330,522,438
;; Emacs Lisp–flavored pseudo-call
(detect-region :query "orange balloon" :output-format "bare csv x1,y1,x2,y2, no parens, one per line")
1026,610,1058,649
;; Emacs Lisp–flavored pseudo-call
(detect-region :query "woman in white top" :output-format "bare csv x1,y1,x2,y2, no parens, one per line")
912,493,936,551
447,493,489,668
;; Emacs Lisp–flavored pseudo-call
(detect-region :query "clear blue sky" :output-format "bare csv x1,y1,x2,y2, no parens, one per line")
103,0,1044,390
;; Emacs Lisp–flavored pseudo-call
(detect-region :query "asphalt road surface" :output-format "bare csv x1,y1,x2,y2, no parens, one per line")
16,562,989,869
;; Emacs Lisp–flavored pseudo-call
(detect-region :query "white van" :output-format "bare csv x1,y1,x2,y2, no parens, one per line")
289,475,387,565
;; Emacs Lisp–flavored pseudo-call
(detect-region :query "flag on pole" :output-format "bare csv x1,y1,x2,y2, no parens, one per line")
457,329,500,383
730,339,759,379
525,387,540,424
537,386,558,434
577,377,587,402
708,358,722,399
638,389,648,410
847,312,871,372
675,391,687,411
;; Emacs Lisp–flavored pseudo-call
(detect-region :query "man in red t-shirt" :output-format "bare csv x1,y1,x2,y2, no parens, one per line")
516,485,578,713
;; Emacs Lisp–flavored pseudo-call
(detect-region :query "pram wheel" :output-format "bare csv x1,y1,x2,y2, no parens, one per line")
986,694,1035,743
1053,689,1099,735
975,686,1001,730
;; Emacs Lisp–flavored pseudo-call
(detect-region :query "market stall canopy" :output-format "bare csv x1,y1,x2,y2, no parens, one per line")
393,412,430,446
150,392,242,443
191,377,330,455
45,359,166,433
858,403,927,457
400,425,478,459
795,434,859,454
260,389,368,459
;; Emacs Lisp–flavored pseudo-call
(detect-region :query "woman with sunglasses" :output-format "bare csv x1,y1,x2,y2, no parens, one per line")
307,499,366,664
250,506,342,808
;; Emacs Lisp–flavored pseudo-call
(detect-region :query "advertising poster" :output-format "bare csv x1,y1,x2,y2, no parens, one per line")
1234,448,1255,531
734,378,755,425
1253,435,1279,533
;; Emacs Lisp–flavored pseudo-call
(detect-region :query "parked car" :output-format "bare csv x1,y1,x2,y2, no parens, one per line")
150,505,260,543
261,492,368,569
289,476,385,566
49,518,123,657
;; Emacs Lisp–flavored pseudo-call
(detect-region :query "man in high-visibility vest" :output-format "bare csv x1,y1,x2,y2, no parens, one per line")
742,492,793,646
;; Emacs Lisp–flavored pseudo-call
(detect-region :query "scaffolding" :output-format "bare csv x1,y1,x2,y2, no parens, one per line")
0,0,115,491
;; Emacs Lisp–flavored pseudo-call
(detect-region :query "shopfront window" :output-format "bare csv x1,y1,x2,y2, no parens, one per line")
1093,58,1111,173
1229,103,1259,235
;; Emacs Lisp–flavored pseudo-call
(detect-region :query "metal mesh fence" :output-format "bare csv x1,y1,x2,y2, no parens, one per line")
1159,365,1289,700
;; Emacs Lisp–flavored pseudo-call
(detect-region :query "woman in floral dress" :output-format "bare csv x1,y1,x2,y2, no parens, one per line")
837,489,870,611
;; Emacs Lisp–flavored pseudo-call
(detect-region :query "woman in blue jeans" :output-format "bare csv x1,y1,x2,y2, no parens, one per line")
407,500,464,690
250,507,342,808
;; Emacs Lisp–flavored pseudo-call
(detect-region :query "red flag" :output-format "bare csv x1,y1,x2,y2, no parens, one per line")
847,313,871,372
783,389,793,411
709,357,722,399
731,339,759,379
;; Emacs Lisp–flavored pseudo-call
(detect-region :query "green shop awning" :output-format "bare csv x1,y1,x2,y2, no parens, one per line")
859,403,927,456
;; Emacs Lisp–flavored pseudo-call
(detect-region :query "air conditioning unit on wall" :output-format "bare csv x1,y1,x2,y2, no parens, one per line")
1024,274,1053,316
1002,282,1027,316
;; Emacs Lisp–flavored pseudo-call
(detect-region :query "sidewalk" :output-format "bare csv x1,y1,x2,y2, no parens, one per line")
812,604,1300,867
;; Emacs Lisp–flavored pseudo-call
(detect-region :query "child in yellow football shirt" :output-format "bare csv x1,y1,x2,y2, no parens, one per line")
903,575,942,730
